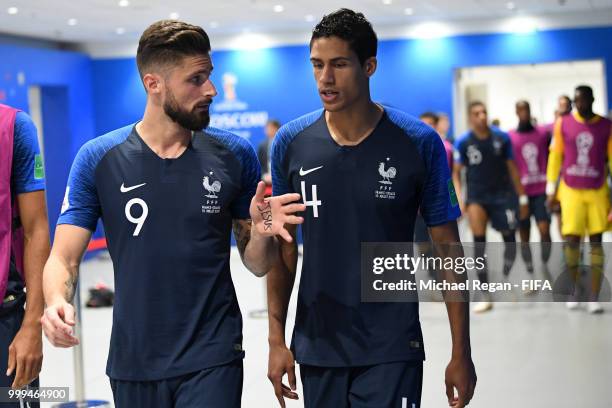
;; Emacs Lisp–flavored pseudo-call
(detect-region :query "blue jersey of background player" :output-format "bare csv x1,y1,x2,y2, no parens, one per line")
266,9,476,408
40,20,303,408
452,102,528,314
454,104,518,208
0,109,49,398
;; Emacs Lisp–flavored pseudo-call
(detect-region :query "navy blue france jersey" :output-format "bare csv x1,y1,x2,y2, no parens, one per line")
453,129,514,202
272,107,460,367
57,124,260,381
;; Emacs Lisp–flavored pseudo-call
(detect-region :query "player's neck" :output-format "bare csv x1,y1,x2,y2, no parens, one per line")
472,127,490,140
325,100,383,146
517,120,534,133
578,110,595,121
138,107,192,158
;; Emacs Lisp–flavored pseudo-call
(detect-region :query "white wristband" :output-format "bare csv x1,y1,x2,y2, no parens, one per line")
545,182,557,196
519,195,528,206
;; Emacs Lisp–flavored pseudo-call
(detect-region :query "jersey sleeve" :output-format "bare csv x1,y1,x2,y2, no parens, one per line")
230,141,261,219
11,112,45,194
56,142,102,231
607,124,612,177
421,132,462,226
271,126,293,197
549,118,564,154
546,118,564,183
453,137,466,165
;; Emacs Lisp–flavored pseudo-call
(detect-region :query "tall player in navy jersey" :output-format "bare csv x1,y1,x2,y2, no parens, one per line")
267,9,476,408
40,20,304,408
453,102,529,314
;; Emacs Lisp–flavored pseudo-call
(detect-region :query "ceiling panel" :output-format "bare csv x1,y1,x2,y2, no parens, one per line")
0,0,610,43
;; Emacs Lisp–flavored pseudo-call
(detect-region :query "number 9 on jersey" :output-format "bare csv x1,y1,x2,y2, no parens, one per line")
125,198,149,236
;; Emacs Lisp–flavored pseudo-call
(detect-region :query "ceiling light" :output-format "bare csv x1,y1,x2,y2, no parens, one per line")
210,21,219,28
404,8,414,15
383,0,393,4
169,12,179,20
305,14,315,22
67,18,77,26
118,0,129,7
232,33,272,50
116,27,126,35
273,4,284,13
7,7,18,15
507,17,538,34
411,22,451,39
506,2,516,10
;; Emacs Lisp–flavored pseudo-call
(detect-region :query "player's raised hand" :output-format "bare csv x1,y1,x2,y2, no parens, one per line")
250,182,306,242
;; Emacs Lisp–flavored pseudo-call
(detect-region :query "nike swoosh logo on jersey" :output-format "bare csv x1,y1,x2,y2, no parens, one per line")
120,182,147,193
299,166,324,176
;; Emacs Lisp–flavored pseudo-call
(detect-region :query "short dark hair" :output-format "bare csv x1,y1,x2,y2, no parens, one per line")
575,85,594,99
559,95,572,105
267,119,281,129
310,8,377,65
419,111,439,126
468,101,486,114
136,20,211,79
516,100,530,110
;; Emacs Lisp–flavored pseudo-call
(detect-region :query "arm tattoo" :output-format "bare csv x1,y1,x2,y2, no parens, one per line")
64,273,77,302
233,220,252,260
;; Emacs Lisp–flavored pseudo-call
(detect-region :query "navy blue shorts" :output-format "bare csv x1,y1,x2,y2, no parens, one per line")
519,194,551,229
468,195,518,232
300,361,423,408
0,305,39,407
110,359,243,408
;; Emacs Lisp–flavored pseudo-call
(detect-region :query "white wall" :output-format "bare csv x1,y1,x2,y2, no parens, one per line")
454,60,607,136
27,85,45,160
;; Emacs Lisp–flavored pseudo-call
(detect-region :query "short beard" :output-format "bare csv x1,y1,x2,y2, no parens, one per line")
163,91,210,131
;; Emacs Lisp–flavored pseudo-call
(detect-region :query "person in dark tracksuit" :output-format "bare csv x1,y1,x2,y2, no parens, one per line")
453,102,530,313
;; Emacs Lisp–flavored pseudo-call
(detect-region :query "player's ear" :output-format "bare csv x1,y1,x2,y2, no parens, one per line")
363,57,377,78
142,72,163,95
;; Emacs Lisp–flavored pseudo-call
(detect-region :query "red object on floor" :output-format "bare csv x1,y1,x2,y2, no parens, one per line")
87,238,107,251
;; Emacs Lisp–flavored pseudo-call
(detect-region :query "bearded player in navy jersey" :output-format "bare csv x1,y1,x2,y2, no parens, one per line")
267,9,476,408
40,20,304,408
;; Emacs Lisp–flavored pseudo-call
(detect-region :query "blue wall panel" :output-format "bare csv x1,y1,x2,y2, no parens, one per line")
0,45,95,232
91,26,612,152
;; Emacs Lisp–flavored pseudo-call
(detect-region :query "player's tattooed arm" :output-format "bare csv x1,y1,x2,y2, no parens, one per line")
63,272,78,302
42,225,90,349
233,219,253,264
239,181,305,277
233,217,279,277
